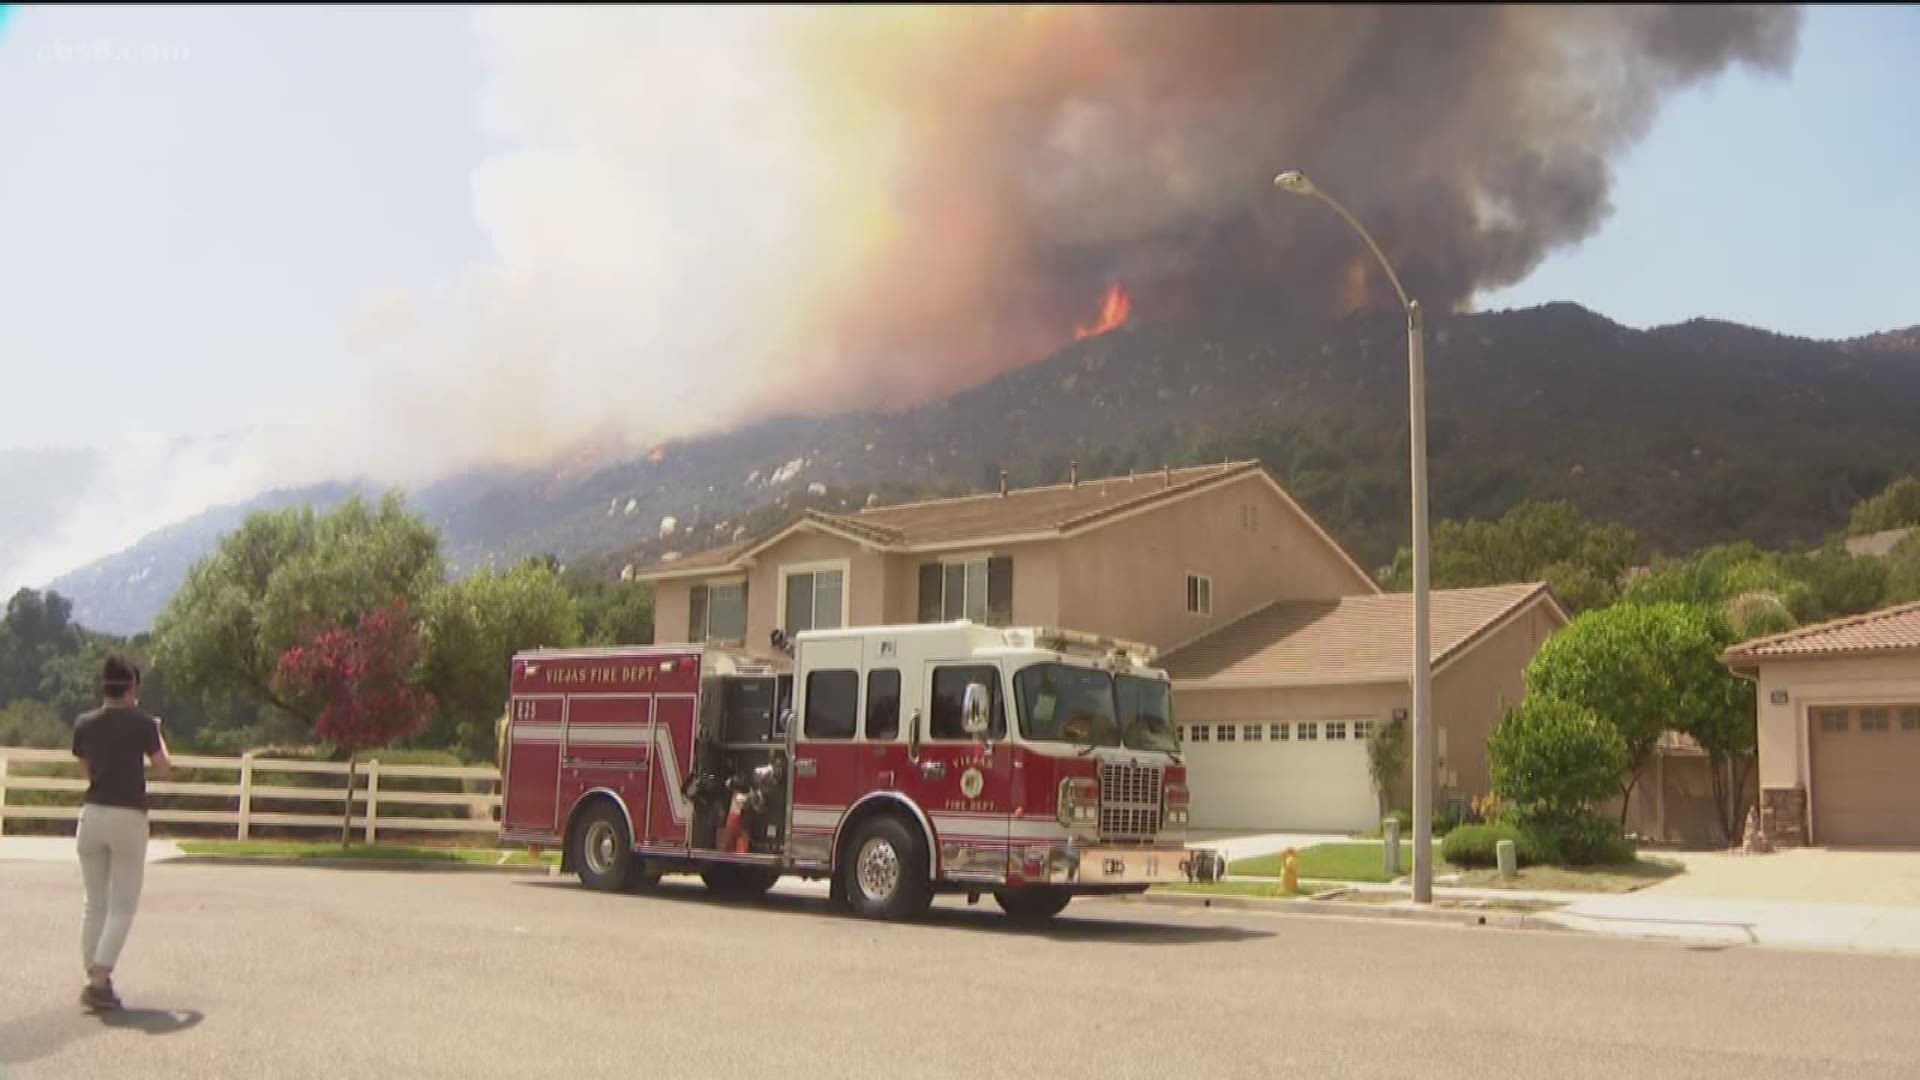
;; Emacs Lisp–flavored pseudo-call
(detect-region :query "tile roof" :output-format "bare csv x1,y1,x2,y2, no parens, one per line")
1160,582,1557,684
823,462,1262,545
1721,600,1920,664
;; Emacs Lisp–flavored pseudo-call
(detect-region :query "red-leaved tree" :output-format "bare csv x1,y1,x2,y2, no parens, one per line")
273,600,436,844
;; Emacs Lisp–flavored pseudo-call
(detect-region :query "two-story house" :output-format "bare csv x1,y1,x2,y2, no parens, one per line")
633,461,1566,832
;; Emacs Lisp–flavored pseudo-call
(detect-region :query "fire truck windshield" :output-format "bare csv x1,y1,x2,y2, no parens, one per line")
1014,664,1179,753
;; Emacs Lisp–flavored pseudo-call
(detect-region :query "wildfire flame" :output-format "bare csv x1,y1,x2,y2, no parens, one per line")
1073,282,1132,341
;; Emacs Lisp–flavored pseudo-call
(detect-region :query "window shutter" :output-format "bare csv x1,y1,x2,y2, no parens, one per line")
917,563,943,623
986,556,1013,627
688,584,709,642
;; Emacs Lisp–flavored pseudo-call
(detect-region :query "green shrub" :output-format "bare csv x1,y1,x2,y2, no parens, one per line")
1488,695,1625,819
1515,813,1635,867
1440,822,1530,868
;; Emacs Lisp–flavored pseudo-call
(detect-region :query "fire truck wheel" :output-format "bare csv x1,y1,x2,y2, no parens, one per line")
839,816,932,921
701,865,780,899
993,887,1072,921
572,802,635,893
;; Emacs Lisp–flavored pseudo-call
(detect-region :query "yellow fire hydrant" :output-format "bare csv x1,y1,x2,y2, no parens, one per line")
1281,847,1299,894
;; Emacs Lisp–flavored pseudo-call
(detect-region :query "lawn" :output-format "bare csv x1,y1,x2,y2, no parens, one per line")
176,840,559,867
1448,858,1683,894
1230,842,1448,884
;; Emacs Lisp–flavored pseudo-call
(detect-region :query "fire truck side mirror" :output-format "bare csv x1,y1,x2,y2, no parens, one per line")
962,682,992,739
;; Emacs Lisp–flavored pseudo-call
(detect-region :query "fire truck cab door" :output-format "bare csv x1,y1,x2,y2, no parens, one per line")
788,636,868,861
905,661,1013,882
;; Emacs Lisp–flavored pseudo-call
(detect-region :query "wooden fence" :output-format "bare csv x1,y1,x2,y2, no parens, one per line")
0,746,501,843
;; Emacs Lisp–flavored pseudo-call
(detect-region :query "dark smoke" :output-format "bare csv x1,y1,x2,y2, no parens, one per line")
789,4,1801,401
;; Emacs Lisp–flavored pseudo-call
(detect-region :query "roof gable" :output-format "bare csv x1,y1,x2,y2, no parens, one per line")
1161,582,1560,686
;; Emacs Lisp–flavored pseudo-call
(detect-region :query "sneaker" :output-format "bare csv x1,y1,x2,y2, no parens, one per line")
80,984,122,1011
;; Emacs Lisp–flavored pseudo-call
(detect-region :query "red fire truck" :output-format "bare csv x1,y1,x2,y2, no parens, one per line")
500,622,1209,921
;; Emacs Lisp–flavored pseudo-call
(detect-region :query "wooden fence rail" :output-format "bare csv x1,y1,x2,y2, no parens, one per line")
0,746,502,843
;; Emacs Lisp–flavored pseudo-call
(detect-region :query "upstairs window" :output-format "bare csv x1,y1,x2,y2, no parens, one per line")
688,581,747,645
1186,574,1213,616
918,556,1013,626
782,566,845,634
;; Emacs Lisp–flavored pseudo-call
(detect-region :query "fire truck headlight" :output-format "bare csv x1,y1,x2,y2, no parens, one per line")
1057,778,1099,829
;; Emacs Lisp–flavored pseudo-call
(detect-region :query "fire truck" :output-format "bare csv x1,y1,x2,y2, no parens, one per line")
500,622,1209,921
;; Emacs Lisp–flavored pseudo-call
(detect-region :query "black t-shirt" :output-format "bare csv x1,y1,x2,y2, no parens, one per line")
71,706,162,811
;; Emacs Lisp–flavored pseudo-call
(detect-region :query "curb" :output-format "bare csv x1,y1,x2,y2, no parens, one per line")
1129,889,1547,931
170,855,559,876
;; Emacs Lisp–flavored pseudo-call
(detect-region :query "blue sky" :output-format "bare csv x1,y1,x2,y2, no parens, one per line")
0,5,1914,456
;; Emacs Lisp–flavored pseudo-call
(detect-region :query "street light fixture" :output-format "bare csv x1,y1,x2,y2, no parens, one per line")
1274,169,1434,904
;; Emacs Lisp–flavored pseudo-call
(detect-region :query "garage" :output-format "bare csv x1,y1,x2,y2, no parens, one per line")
1178,718,1379,833
1724,600,1920,849
1808,703,1920,847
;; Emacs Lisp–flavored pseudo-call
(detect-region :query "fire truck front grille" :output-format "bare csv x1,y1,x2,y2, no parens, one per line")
1099,760,1163,840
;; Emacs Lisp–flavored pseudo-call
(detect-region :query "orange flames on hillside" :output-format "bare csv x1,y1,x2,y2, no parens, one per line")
1073,282,1132,341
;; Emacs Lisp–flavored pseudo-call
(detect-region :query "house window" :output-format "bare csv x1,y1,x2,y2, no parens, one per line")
803,670,858,741
782,566,845,634
688,581,747,645
918,556,1013,626
1188,724,1210,743
1186,574,1213,616
1297,721,1319,741
1217,724,1237,742
1859,707,1891,733
1816,708,1849,734
1327,721,1348,741
1271,723,1289,742
1355,719,1374,741
865,669,901,741
1900,707,1920,733
1244,724,1263,742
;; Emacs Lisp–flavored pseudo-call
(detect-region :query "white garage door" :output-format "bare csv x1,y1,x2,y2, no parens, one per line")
1179,719,1379,833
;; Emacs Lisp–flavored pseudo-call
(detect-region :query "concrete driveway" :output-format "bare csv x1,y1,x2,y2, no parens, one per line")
1642,847,1920,906
1183,830,1353,864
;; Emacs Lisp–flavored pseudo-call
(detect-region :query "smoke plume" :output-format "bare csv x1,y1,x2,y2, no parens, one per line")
297,5,1802,486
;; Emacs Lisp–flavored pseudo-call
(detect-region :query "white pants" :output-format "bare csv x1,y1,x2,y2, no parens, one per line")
77,804,149,972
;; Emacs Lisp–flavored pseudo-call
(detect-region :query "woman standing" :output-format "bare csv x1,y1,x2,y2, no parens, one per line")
70,655,172,1011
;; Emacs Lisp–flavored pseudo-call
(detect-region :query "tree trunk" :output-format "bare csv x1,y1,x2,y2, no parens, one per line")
1705,750,1732,845
1617,767,1643,829
341,754,357,847
1729,752,1757,843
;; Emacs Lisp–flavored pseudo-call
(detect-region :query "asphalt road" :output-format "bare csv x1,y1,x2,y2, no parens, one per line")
4,862,1919,1080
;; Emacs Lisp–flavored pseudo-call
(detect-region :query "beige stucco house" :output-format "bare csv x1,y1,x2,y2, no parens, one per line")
632,461,1566,832
1723,600,1920,847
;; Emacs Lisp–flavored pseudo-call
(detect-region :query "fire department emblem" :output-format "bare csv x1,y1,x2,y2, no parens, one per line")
959,767,985,799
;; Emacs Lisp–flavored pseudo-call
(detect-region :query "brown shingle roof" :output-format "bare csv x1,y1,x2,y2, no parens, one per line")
1722,600,1920,664
825,462,1262,545
631,461,1274,580
1160,582,1557,684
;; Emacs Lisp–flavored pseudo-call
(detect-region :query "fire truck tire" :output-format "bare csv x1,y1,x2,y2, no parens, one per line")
701,865,780,899
839,815,932,921
571,802,636,893
993,887,1072,921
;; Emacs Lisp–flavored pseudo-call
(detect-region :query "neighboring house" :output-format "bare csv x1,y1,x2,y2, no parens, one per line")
1158,583,1567,832
1722,600,1920,847
632,461,1564,832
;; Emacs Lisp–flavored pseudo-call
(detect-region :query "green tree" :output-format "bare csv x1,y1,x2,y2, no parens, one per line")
1886,532,1920,606
1847,476,1920,536
1665,607,1759,844
152,494,445,737
1488,695,1626,820
421,558,583,761
1382,501,1637,612
566,571,656,647
0,699,67,748
1523,603,1701,825
1365,716,1408,817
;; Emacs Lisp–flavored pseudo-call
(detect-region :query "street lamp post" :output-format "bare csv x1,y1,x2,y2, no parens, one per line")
1274,170,1434,904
